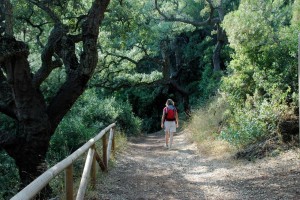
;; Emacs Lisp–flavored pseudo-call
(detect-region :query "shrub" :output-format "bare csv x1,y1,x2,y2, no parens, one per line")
48,88,141,161
0,152,19,199
220,89,292,148
186,96,234,156
198,66,222,105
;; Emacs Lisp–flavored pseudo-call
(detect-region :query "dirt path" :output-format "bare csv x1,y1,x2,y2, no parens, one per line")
93,131,300,200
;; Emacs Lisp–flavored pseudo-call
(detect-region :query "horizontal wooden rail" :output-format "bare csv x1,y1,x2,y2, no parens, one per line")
11,123,116,200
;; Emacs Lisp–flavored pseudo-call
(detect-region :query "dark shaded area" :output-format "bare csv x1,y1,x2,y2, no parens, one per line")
127,29,224,133
235,136,299,161
278,117,299,143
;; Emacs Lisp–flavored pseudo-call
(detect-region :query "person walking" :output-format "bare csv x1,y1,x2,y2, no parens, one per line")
161,99,179,149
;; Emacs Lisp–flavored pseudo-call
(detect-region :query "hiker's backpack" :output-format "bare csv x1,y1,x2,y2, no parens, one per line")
164,105,176,121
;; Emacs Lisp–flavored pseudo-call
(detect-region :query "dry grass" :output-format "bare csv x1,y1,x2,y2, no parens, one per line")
195,139,234,158
113,131,128,153
186,97,236,157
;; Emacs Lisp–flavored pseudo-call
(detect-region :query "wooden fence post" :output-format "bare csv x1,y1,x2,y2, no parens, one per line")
102,133,108,170
112,128,116,158
10,123,116,200
94,151,106,171
65,165,74,200
107,128,114,167
90,145,97,189
76,148,95,200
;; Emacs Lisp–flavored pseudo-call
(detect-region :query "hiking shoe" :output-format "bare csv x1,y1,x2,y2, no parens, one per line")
165,144,168,148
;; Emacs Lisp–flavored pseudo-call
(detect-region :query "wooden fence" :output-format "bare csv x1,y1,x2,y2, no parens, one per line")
11,123,117,200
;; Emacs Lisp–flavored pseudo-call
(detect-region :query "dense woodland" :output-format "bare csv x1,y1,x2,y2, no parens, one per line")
0,0,299,199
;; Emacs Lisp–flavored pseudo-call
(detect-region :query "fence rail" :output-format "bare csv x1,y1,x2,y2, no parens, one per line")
11,123,116,200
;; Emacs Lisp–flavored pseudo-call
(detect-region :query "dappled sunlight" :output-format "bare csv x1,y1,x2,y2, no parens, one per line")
95,131,300,200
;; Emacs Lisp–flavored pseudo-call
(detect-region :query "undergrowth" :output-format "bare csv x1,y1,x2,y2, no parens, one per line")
186,96,235,157
187,92,298,159
48,131,127,199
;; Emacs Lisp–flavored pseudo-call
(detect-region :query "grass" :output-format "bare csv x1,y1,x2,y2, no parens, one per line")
186,97,235,158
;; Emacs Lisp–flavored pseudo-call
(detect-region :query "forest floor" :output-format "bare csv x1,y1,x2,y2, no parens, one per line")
91,131,300,200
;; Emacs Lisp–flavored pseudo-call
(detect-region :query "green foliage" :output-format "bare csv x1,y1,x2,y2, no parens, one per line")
219,0,298,147
0,152,19,199
186,96,234,156
222,0,298,101
198,66,222,104
220,90,291,148
125,85,164,133
0,115,19,199
2,1,298,195
292,0,300,25
48,89,141,161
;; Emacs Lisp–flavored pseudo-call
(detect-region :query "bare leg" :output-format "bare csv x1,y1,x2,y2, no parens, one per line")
169,132,173,149
165,131,170,147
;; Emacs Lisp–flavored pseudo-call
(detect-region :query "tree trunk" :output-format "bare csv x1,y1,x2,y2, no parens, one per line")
0,0,111,198
160,38,171,80
213,40,223,71
170,80,191,117
160,37,191,117
213,6,226,71
0,38,52,195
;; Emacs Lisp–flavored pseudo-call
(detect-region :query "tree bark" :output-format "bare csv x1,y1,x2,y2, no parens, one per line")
0,0,111,197
212,5,226,71
213,39,223,71
160,38,171,80
155,0,229,72
160,37,191,117
0,37,52,195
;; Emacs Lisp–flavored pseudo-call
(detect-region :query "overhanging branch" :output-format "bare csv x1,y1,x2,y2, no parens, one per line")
17,14,49,48
28,0,61,24
105,52,138,65
91,76,165,91
105,51,164,66
47,0,111,130
32,24,66,87
154,0,220,26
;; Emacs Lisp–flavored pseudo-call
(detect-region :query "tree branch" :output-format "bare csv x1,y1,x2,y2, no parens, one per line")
32,24,66,87
28,0,61,24
105,50,164,67
105,52,138,65
92,75,165,91
154,0,220,26
47,0,111,129
17,14,49,47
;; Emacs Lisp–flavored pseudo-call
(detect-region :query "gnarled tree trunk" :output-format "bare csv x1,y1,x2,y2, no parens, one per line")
160,37,191,117
0,0,111,197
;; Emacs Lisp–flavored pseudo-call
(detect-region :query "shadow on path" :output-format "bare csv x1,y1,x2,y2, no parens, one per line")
93,131,300,200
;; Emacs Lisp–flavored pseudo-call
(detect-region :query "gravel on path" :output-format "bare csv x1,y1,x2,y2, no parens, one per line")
91,131,300,200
